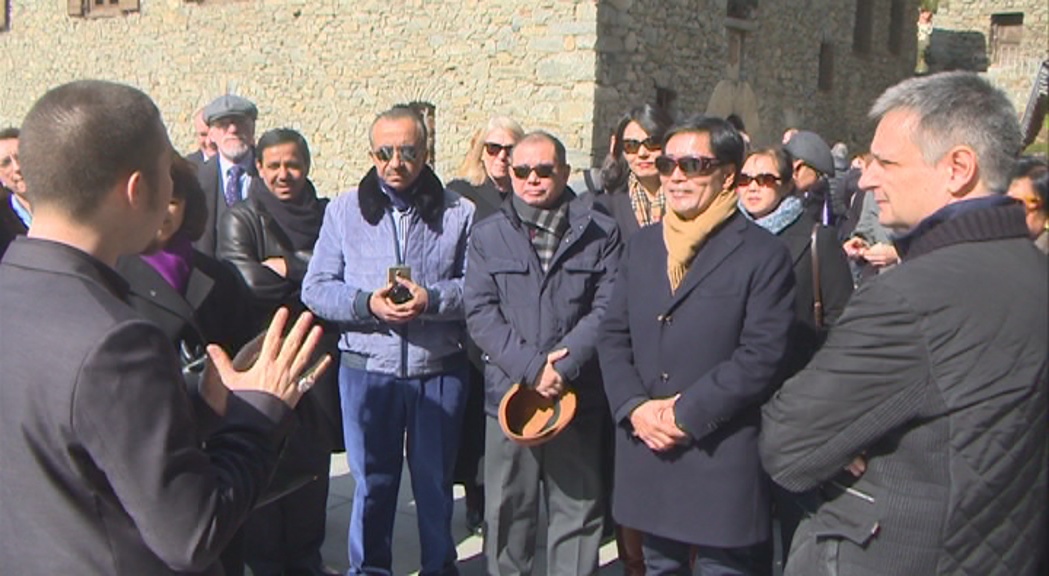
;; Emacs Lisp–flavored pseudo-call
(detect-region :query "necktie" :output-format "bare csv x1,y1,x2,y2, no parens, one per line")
225,165,244,206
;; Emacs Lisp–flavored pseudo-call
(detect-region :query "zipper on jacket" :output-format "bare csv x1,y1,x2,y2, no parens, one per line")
388,210,409,379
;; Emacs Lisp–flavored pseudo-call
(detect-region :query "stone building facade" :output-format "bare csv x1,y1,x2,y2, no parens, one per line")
1,0,917,195
927,0,1048,120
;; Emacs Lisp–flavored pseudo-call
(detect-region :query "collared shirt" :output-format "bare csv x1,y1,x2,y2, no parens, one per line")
9,192,31,228
379,179,416,264
217,154,254,203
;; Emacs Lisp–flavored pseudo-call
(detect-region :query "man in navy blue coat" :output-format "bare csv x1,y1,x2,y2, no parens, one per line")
599,115,795,575
465,131,621,575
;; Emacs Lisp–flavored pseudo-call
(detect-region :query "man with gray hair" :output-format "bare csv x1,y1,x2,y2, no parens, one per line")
761,71,1047,575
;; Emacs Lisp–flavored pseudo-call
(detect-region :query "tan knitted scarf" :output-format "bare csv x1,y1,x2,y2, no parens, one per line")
663,187,738,292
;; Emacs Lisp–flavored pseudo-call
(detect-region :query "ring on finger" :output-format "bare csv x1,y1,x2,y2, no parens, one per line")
296,375,315,393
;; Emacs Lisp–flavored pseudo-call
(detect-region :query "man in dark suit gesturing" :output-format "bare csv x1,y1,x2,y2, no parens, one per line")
0,80,329,575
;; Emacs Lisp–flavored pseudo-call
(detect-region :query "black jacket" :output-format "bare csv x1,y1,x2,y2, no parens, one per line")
775,216,854,379
594,184,643,241
118,251,253,367
217,183,327,325
216,185,342,454
762,201,1047,575
0,238,291,575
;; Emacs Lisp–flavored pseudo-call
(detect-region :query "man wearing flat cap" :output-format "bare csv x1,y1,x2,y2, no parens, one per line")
195,94,259,256
785,130,837,226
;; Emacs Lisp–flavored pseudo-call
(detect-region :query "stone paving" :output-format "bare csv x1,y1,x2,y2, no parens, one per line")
317,454,625,575
312,454,785,576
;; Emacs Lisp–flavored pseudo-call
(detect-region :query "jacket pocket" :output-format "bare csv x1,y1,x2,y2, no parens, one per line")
814,481,880,544
561,262,605,307
488,257,528,274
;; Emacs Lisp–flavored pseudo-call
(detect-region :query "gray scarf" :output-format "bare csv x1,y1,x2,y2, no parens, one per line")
512,194,568,272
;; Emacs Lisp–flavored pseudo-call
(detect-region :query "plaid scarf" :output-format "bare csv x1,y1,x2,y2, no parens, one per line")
628,172,666,226
512,193,569,272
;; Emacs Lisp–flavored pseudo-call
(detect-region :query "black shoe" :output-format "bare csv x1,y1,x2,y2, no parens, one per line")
465,507,484,536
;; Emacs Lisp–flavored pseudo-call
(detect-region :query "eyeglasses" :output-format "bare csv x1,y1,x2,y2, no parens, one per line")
511,164,557,179
0,154,18,169
622,137,661,154
484,142,515,156
736,173,781,188
373,145,420,163
654,155,722,177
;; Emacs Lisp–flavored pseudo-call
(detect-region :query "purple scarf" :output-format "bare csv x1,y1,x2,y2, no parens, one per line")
140,232,194,294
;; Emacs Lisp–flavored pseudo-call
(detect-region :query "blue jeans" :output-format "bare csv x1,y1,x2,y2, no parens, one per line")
340,363,468,576
642,533,772,576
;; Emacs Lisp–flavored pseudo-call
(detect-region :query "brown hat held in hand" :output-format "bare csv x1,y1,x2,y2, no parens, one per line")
498,383,577,447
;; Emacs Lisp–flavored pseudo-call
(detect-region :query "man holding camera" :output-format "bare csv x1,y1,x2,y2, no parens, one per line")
302,105,474,576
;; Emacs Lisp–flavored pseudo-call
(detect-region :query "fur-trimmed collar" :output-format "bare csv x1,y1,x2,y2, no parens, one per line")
358,166,446,228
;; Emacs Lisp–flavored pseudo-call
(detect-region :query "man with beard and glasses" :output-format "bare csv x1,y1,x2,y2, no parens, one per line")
303,105,474,576
195,94,258,256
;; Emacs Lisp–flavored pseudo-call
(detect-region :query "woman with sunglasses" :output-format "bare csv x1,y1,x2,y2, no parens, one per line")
1007,155,1048,254
448,116,526,222
737,147,853,563
446,115,525,535
591,104,673,576
596,104,675,241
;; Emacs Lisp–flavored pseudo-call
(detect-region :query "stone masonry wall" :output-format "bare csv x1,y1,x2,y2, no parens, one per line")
592,0,917,163
0,0,598,195
931,0,1048,112
1,0,921,193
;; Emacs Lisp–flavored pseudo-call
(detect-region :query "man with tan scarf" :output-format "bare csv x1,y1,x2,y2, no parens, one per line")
599,115,795,575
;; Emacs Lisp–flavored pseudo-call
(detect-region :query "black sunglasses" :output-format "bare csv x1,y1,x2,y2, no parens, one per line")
484,142,515,156
736,173,781,188
654,155,722,177
622,137,661,154
373,145,420,163
511,164,557,179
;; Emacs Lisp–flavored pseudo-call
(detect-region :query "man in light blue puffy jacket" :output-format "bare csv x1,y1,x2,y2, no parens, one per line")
302,105,474,576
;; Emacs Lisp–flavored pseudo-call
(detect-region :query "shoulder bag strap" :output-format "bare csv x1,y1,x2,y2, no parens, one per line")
811,223,824,330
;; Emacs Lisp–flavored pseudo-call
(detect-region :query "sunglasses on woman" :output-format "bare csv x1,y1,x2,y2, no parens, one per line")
484,142,515,156
373,145,420,163
511,164,557,179
736,173,781,188
622,137,661,154
654,155,722,177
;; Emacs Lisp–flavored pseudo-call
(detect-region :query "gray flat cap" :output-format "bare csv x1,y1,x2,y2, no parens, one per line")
785,131,835,176
203,94,258,125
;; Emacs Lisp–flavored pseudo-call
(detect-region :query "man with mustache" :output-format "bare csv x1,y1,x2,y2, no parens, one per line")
303,105,474,576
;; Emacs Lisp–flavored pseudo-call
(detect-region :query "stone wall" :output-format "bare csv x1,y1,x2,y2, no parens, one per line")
1,0,920,194
0,0,598,195
592,0,917,162
930,0,1048,111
